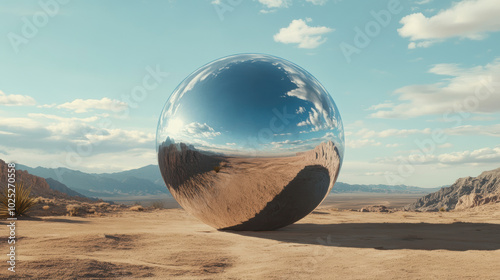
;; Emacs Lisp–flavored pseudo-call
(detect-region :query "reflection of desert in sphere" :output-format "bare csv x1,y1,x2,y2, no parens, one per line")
156,54,344,230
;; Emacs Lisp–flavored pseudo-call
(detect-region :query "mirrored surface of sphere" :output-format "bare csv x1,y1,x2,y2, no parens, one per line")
157,54,344,230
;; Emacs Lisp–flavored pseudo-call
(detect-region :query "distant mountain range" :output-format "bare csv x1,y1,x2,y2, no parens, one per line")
16,163,439,199
0,159,92,202
16,164,169,198
332,182,440,194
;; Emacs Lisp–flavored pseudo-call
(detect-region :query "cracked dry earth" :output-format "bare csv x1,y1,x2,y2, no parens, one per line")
1,203,499,279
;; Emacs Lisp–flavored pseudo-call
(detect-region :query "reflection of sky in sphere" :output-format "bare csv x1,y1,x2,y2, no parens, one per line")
157,54,344,159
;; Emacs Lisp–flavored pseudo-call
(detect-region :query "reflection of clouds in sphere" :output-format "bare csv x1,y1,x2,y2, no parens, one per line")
156,54,344,231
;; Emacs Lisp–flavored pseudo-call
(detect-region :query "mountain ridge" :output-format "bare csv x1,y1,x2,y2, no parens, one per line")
406,167,500,211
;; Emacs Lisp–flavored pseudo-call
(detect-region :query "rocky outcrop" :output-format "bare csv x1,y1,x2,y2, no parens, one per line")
406,167,500,211
455,193,500,210
359,205,389,213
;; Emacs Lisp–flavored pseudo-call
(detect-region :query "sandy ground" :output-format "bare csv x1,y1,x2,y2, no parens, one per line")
322,193,426,210
1,202,499,279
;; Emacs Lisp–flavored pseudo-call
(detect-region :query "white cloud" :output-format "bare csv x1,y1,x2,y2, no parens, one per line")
445,124,500,137
437,147,500,164
399,0,500,48
378,128,431,138
259,0,290,8
183,122,221,138
274,18,333,49
386,143,401,148
378,146,500,166
297,108,321,128
0,90,36,106
296,106,306,114
407,40,435,49
305,0,327,5
0,117,40,130
370,58,500,118
280,62,340,133
367,102,394,110
56,98,128,113
346,139,382,149
351,127,431,139
259,9,276,14
470,115,495,121
0,114,154,157
438,143,453,148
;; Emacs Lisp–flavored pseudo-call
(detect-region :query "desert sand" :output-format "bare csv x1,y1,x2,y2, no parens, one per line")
2,202,499,279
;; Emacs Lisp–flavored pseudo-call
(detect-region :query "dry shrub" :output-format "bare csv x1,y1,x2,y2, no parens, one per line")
98,202,110,208
66,204,82,216
130,205,144,211
151,201,164,209
0,182,37,218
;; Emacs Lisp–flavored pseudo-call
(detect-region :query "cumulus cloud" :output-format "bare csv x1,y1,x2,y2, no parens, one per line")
444,124,500,137
0,114,154,156
346,139,382,149
399,0,500,48
351,127,431,139
56,98,128,113
259,0,290,8
296,106,306,114
379,146,500,165
274,18,333,49
183,122,221,138
305,0,327,5
370,58,500,118
378,128,431,138
0,90,36,106
279,61,340,133
259,9,276,14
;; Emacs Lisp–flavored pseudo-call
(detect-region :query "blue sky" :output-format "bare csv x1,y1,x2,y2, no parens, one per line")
1,0,499,187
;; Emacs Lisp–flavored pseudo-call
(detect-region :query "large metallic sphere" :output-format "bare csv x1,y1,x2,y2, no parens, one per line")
156,54,344,231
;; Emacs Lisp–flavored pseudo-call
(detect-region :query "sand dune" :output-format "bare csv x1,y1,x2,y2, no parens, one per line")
4,203,499,279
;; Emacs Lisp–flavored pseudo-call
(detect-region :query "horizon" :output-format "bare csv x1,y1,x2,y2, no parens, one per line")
1,0,500,188
15,160,462,189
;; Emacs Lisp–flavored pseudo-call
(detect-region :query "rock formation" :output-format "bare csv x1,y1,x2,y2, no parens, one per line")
406,167,500,211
